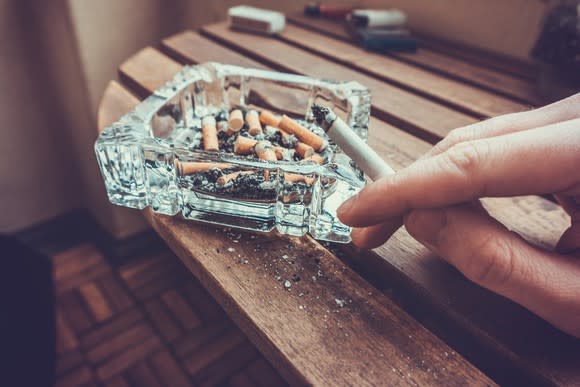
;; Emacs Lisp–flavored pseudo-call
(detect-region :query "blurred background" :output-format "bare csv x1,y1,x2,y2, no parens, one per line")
0,0,559,240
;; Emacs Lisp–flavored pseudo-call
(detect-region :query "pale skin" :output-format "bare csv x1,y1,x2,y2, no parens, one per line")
337,93,580,337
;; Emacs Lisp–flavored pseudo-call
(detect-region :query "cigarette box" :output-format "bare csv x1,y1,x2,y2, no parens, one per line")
228,5,286,34
95,63,370,243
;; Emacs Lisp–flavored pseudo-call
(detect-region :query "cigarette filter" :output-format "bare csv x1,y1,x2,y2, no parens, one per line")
202,116,219,151
295,142,315,159
246,110,263,135
228,109,244,132
278,115,326,151
255,141,277,161
217,171,254,186
312,104,394,180
177,161,232,175
234,135,258,155
259,110,282,127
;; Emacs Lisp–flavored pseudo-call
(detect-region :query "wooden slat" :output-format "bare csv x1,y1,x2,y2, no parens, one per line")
109,47,494,386
276,24,528,118
156,32,579,386
196,24,476,143
288,14,542,105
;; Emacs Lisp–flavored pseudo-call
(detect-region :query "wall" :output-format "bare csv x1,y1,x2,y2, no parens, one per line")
0,1,81,232
0,0,558,236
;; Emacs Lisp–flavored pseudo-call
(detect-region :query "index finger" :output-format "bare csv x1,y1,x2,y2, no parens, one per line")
338,120,580,227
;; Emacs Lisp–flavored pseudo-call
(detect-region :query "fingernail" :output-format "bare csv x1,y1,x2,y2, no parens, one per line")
404,208,447,247
337,195,357,220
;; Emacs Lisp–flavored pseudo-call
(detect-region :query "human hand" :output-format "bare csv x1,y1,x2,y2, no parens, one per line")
338,93,580,337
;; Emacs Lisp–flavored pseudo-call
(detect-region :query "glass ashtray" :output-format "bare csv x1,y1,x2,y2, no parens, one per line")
95,63,370,243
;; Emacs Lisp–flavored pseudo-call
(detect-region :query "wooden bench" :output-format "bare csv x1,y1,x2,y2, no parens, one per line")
98,16,579,386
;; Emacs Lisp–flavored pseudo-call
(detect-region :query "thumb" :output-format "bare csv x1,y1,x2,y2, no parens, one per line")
404,203,580,337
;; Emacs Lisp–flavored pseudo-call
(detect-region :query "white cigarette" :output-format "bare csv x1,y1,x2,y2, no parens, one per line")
312,104,394,181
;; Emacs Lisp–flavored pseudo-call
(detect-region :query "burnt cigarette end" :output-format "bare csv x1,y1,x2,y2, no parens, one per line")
311,104,330,124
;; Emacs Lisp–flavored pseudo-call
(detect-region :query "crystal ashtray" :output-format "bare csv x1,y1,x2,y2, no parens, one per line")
95,63,370,243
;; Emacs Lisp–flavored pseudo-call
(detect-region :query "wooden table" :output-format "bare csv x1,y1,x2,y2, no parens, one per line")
98,15,580,386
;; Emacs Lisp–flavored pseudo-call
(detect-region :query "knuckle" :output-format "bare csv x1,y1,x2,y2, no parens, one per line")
465,233,516,288
443,141,488,178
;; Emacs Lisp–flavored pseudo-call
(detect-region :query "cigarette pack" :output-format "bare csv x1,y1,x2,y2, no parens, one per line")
228,5,285,35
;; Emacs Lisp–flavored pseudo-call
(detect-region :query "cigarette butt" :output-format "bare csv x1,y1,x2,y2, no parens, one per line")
202,116,219,151
255,141,277,161
279,115,326,151
259,110,282,127
273,146,288,160
246,110,263,135
234,135,258,155
304,153,324,165
217,120,229,132
284,173,315,185
177,161,231,175
228,109,244,132
294,142,315,159
217,171,253,186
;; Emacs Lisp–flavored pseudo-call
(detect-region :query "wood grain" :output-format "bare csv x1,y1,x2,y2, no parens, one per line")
149,31,579,386
277,24,528,118
108,47,495,386
197,24,476,143
287,14,542,105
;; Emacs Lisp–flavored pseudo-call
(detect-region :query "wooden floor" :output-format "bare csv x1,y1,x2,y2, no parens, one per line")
52,240,287,386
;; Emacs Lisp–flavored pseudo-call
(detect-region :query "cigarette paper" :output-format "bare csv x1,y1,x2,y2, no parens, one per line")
295,142,315,159
254,141,277,161
228,109,244,132
177,161,232,175
234,136,258,155
246,110,263,135
259,110,282,127
278,115,326,151
217,171,253,186
312,104,394,180
202,116,219,151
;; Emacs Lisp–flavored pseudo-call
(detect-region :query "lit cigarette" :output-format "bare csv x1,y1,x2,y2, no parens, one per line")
294,142,315,159
303,153,324,165
177,161,232,175
255,141,277,161
259,110,282,127
202,116,219,151
278,115,326,151
246,110,263,135
217,171,253,186
234,135,258,155
284,173,315,185
228,109,244,134
312,104,394,180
